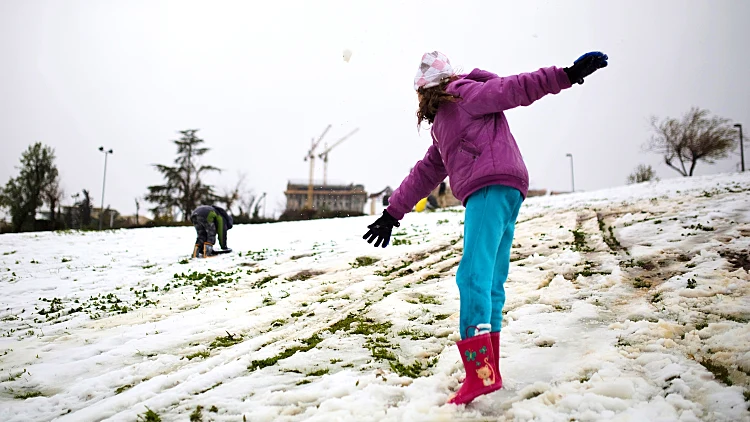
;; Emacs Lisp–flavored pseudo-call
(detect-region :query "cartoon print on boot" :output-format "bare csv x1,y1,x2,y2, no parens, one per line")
476,357,496,387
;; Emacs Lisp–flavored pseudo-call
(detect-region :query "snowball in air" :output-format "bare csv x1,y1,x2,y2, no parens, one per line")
343,49,352,63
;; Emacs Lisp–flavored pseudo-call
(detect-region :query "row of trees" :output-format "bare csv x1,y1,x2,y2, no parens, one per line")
145,129,267,224
1,130,270,233
1,108,743,232
0,142,123,232
626,107,743,184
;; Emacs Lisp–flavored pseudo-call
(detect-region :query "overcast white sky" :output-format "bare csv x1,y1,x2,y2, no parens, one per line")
1,0,748,218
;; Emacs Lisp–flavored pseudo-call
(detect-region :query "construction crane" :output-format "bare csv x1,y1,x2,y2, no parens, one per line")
318,127,359,186
303,124,332,209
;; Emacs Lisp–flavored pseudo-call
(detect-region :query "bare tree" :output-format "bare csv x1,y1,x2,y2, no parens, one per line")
646,107,738,177
627,164,658,184
44,177,64,229
221,173,246,215
134,198,141,226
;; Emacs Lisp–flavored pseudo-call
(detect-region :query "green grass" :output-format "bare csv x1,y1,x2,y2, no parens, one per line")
434,313,451,321
633,278,652,289
422,274,441,281
700,359,732,386
115,384,133,394
189,405,204,422
397,328,431,340
137,408,162,422
253,275,277,289
406,294,441,305
172,269,242,293
307,368,330,376
391,238,412,246
328,313,393,336
209,332,243,349
249,334,323,371
13,391,42,399
389,357,439,378
374,261,412,277
186,350,210,360
570,228,591,252
351,256,380,268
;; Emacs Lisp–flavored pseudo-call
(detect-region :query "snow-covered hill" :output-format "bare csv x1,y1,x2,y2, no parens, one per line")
1,172,749,422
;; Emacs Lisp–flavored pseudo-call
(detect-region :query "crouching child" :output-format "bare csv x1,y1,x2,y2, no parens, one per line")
191,205,233,258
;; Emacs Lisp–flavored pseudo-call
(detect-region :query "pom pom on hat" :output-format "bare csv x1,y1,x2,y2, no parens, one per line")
414,51,454,91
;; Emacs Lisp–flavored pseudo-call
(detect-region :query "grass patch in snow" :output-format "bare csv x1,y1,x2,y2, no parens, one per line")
307,368,329,376
137,408,162,422
115,384,133,394
699,358,733,386
209,332,243,349
328,313,392,336
172,269,242,293
287,270,323,282
597,213,624,252
186,350,210,360
189,405,203,422
13,390,43,399
253,275,277,289
249,333,323,371
374,261,412,277
633,278,652,289
350,256,379,268
422,273,441,282
570,228,592,252
405,294,441,305
397,328,431,340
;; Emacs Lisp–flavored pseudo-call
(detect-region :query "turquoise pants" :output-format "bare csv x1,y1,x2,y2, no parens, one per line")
456,185,523,339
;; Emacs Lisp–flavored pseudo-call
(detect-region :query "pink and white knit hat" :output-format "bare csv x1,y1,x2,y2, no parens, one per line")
414,51,454,91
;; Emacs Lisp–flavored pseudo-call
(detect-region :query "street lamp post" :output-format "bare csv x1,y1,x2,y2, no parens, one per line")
98,147,113,230
734,124,744,172
566,153,575,192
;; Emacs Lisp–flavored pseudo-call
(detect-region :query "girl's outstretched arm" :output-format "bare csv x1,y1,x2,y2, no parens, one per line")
459,66,572,115
386,137,447,220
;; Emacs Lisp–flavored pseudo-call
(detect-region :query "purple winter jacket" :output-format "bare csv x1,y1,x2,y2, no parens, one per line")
386,66,572,220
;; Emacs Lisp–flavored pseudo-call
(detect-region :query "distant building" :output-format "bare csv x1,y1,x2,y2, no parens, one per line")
284,182,368,213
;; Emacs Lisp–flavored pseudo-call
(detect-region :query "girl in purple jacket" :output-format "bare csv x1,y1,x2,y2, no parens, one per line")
363,51,608,405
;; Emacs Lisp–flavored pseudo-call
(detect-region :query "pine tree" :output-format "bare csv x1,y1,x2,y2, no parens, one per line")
145,129,220,221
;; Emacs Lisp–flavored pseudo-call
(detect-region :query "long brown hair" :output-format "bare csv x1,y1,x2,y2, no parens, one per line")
416,76,461,129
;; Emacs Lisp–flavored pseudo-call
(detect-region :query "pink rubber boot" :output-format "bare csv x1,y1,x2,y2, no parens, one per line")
490,331,503,388
447,332,502,405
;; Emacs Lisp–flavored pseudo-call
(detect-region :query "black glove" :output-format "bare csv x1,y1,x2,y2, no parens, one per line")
363,210,400,248
564,51,608,85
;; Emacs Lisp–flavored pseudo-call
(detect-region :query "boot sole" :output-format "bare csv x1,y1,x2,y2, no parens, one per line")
447,381,503,405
